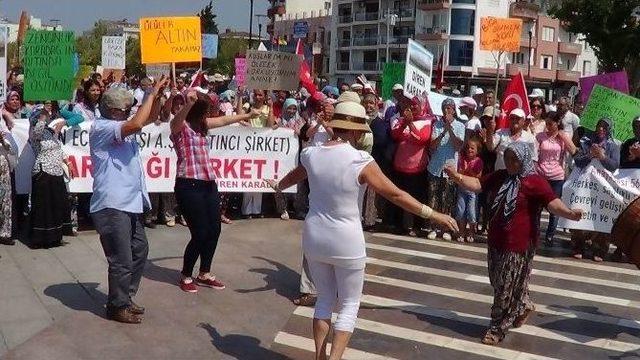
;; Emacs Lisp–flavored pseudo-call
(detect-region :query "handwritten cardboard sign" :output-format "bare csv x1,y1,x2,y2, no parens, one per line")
235,58,247,87
23,29,75,101
581,85,640,141
139,17,202,64
579,71,630,104
404,39,433,98
245,50,300,91
145,63,171,81
101,36,126,69
480,17,523,52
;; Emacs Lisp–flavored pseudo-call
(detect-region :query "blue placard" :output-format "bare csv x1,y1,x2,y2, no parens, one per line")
293,21,309,39
202,34,219,59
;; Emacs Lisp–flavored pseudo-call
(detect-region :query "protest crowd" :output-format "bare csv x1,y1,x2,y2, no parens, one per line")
1,16,640,360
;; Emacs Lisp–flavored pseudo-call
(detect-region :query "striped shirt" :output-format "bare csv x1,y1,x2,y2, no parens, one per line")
170,124,216,181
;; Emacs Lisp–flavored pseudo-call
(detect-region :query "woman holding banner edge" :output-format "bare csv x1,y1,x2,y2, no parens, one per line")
170,90,260,293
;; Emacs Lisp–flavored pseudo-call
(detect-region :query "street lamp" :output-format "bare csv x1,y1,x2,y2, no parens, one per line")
249,0,254,48
255,14,269,44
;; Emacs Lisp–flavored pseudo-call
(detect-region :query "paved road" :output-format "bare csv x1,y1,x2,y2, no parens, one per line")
272,214,640,359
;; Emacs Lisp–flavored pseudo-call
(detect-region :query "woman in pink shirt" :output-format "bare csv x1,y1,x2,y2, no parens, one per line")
535,111,577,247
389,96,433,236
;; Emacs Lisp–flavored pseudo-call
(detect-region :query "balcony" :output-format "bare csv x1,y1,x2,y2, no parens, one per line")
509,1,540,21
352,62,380,71
338,38,352,47
557,69,581,82
337,62,350,71
417,26,448,41
353,12,379,22
339,15,353,23
418,0,450,11
506,64,556,81
558,42,582,56
352,37,379,46
394,9,415,18
382,35,412,45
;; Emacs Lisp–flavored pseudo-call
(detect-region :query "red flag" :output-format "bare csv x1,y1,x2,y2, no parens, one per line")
296,39,317,93
189,70,206,88
497,72,531,129
435,52,444,90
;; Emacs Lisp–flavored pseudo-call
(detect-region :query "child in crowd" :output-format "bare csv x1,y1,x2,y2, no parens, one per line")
455,137,484,242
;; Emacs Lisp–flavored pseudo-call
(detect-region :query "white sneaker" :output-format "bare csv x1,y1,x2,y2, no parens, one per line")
427,231,437,240
456,236,465,243
280,211,290,220
442,233,452,241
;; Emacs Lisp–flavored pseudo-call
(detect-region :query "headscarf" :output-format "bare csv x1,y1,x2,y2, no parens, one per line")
581,116,614,148
492,142,535,225
441,98,458,118
4,91,21,113
282,98,299,121
220,90,236,103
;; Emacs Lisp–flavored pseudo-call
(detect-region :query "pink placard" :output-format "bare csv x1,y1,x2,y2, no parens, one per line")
235,58,247,87
579,71,629,104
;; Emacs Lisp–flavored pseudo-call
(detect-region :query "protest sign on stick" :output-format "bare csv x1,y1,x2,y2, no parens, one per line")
101,36,126,69
403,39,433,98
23,30,76,101
480,17,523,52
382,62,405,100
145,63,171,81
235,58,247,87
559,161,640,234
245,50,300,91
139,17,202,64
581,85,640,141
579,71,629,104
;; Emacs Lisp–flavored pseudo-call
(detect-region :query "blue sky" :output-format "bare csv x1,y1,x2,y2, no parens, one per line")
2,0,270,33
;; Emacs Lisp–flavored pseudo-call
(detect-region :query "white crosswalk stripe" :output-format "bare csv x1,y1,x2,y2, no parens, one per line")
272,233,640,359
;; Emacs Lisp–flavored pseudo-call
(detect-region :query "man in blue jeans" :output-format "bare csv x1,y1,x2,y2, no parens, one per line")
90,77,167,323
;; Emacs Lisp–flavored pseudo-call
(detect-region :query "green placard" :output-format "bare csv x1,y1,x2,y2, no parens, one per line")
23,30,76,101
581,84,640,141
382,62,405,101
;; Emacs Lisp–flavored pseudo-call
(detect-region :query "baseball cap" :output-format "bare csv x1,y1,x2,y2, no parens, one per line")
473,88,484,96
460,97,477,110
392,84,403,91
509,108,526,118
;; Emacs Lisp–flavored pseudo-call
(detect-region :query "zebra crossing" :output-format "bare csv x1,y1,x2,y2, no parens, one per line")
270,216,640,359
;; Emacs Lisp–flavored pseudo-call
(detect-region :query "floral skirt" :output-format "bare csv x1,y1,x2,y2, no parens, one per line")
487,245,535,334
0,156,11,238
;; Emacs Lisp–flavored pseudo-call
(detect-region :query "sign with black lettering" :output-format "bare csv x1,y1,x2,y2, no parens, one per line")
139,17,202,64
101,36,126,69
404,39,433,98
245,50,301,91
23,30,76,101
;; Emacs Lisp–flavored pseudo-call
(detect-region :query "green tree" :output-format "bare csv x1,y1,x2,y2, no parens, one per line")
125,37,144,78
549,0,640,95
207,38,249,75
198,1,219,34
75,20,109,67
7,41,21,69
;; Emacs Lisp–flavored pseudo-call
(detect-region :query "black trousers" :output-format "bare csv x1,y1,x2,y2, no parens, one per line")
175,178,222,277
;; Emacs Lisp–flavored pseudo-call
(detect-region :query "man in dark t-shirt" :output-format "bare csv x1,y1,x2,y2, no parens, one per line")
620,116,640,169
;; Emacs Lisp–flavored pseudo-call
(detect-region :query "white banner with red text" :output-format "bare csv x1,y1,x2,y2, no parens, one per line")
10,119,299,193
558,160,640,234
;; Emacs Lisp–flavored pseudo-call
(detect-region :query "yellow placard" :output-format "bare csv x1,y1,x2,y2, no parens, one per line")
480,17,523,52
139,16,202,64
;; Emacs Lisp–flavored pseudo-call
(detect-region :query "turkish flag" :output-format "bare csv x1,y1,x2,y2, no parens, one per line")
189,70,206,88
497,72,531,129
296,39,317,93
435,52,445,90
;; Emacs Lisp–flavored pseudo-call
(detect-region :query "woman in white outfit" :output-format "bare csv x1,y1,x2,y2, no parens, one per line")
268,100,458,360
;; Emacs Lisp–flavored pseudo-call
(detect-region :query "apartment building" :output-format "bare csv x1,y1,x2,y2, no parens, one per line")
329,0,598,96
329,0,417,85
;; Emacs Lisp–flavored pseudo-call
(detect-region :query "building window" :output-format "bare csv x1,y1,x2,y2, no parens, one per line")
583,60,592,76
541,26,555,42
540,55,553,70
450,9,475,36
453,0,475,3
449,40,473,66
512,52,525,65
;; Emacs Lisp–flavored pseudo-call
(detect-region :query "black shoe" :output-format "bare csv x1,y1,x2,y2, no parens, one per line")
106,306,143,324
129,301,145,315
0,237,16,246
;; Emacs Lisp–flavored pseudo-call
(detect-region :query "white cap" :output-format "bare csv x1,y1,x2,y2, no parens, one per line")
528,88,544,98
452,89,461,96
473,87,484,95
392,84,403,91
460,97,477,109
350,83,363,90
509,108,526,119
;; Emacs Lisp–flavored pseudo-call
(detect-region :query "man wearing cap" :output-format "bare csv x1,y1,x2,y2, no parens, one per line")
383,84,404,116
528,88,544,102
472,87,484,115
90,77,168,323
350,83,364,96
208,73,227,95
486,108,538,171
620,116,640,169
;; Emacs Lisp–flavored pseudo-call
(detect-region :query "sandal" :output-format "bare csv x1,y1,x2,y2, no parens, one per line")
573,253,583,259
292,294,317,307
513,308,534,328
593,256,604,262
481,330,504,346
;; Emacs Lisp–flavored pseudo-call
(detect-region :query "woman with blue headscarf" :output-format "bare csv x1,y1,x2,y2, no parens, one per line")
445,142,582,345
